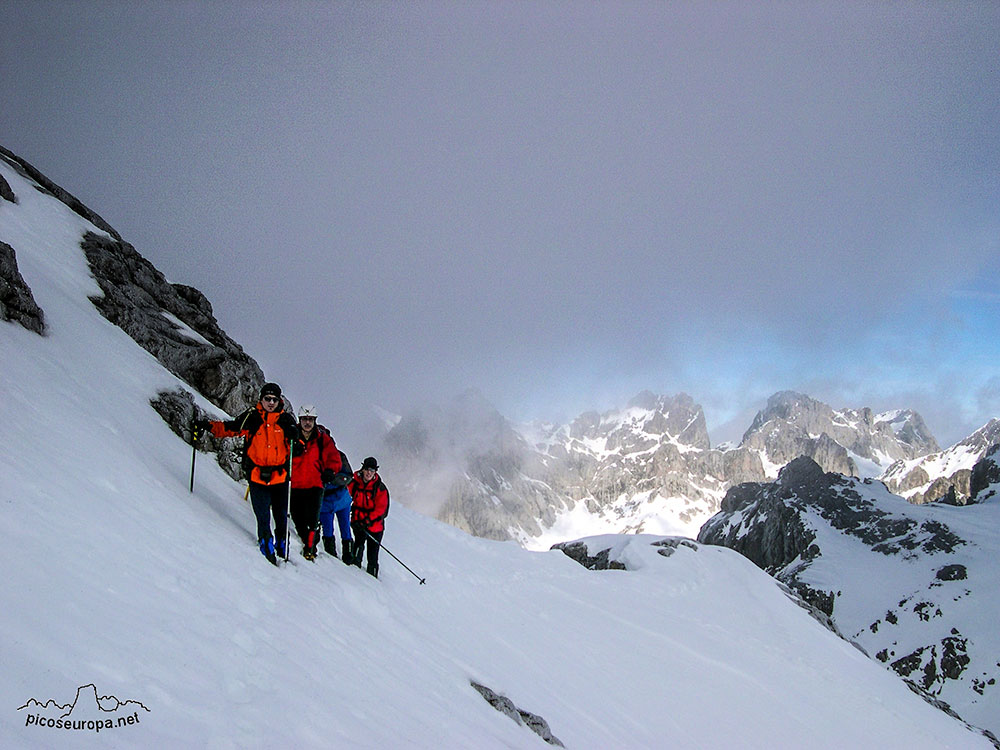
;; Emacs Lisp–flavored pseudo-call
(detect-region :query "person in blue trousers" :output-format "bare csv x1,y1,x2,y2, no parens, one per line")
320,450,354,563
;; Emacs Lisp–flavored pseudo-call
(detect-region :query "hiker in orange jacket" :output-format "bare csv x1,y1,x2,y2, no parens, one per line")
197,382,298,564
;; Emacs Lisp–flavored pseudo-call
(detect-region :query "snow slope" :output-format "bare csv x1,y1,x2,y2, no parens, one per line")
0,158,990,748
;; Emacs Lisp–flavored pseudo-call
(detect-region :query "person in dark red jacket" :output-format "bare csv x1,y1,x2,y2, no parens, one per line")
195,382,297,565
349,456,390,578
290,404,342,560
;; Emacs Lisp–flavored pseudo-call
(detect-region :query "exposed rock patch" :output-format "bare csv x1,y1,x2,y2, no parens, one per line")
150,388,244,481
82,230,263,416
0,241,45,334
0,171,16,202
551,541,626,570
470,681,564,747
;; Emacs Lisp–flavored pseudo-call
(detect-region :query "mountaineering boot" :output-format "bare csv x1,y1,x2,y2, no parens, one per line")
351,540,363,568
302,529,318,561
275,537,287,560
367,562,379,579
323,537,337,557
340,539,353,564
259,537,278,566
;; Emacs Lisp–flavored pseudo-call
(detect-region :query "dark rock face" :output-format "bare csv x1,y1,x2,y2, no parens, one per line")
150,388,244,481
551,541,627,570
698,458,824,580
0,241,45,334
700,457,967,584
0,172,15,202
470,681,564,747
969,444,1000,503
82,231,263,416
1,144,266,425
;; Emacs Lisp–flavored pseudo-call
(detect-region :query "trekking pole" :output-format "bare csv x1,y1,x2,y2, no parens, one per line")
362,528,426,584
189,405,198,493
284,440,294,562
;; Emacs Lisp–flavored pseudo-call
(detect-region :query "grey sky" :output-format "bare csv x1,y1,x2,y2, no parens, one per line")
4,1,999,451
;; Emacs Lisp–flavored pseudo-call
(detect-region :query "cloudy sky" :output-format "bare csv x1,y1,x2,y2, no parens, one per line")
4,1,999,450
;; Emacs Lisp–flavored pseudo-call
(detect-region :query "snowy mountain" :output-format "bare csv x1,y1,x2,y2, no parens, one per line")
881,419,1000,504
740,390,939,479
384,390,771,548
384,388,955,549
2,146,993,747
698,452,1000,739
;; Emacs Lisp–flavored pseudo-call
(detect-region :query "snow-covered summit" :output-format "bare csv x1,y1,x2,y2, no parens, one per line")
881,419,1000,504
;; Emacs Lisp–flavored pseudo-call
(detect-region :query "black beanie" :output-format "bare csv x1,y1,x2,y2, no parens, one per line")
361,457,379,471
260,382,282,399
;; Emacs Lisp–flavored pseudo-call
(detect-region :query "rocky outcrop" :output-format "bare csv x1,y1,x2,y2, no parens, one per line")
969,444,1000,503
470,681,564,747
0,241,45,334
551,541,627,570
82,231,263,416
1,144,267,423
0,171,15,203
149,388,244,481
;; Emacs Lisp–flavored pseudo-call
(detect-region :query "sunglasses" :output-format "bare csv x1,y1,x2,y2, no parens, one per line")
300,416,316,422
262,396,280,403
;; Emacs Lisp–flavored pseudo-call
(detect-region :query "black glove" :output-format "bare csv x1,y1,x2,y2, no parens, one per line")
191,419,212,435
332,472,351,487
321,469,336,485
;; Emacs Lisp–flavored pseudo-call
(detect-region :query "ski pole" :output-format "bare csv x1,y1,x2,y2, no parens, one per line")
189,405,198,493
361,528,426,584
284,439,294,562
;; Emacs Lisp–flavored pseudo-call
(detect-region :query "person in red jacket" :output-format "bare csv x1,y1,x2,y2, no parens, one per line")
290,404,341,560
349,456,390,578
195,382,297,565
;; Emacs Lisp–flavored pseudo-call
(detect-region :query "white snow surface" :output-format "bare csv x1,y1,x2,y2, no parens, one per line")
0,160,991,748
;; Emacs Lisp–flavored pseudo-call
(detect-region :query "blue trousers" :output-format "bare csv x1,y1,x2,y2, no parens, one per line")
320,505,352,542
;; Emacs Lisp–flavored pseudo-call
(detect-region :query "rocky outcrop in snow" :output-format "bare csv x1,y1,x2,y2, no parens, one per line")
82,230,264,417
0,240,45,334
471,681,564,747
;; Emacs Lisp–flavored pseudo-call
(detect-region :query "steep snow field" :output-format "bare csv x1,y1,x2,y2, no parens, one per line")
0,160,990,748
791,479,1000,735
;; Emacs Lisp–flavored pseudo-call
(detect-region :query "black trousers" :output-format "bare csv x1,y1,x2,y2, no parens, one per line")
352,525,383,574
290,487,323,541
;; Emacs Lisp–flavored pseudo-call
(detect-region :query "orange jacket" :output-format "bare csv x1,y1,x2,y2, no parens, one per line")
210,403,297,486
